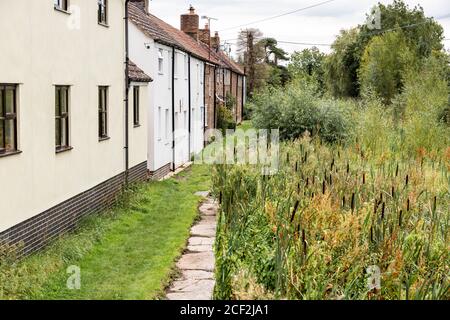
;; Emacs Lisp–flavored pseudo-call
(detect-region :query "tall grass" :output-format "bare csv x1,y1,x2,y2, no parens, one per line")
212,134,449,300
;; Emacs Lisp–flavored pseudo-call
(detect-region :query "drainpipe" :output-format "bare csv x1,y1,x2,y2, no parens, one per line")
213,66,217,128
188,55,191,158
223,69,225,102
235,73,238,123
171,47,176,171
203,64,207,147
241,75,245,122
124,0,131,185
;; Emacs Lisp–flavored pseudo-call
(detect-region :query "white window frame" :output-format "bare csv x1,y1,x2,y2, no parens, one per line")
158,49,164,75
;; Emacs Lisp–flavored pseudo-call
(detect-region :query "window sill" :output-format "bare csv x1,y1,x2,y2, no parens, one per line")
56,146,73,154
0,150,22,158
98,22,109,28
54,7,71,15
99,136,110,142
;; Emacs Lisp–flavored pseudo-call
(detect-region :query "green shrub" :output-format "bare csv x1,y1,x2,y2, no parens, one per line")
359,31,417,104
251,79,351,143
217,104,236,133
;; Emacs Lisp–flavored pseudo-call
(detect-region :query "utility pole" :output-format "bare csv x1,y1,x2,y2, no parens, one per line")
247,30,255,99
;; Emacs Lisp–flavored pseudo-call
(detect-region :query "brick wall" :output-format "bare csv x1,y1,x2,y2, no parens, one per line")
205,64,215,129
0,161,148,258
148,163,171,181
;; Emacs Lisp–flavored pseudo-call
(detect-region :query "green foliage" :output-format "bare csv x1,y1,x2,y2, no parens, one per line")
261,38,289,65
250,79,351,143
324,0,445,99
357,0,444,60
324,28,360,97
267,65,291,88
359,31,417,103
288,47,325,92
218,97,237,134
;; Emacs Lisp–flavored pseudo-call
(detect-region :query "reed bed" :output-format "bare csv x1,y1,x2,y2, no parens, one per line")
212,135,449,300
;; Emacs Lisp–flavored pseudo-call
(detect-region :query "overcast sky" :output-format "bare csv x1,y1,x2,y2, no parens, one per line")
148,0,450,56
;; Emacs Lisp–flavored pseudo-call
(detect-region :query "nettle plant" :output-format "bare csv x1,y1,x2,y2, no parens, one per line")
212,135,449,300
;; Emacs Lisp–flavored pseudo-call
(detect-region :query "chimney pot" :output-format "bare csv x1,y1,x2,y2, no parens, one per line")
211,32,220,51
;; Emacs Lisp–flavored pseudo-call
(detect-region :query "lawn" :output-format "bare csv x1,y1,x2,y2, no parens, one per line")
0,164,210,300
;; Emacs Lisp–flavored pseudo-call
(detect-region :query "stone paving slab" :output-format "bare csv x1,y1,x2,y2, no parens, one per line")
167,195,218,300
187,244,212,252
189,237,215,246
170,279,215,293
191,223,216,238
176,251,215,272
180,270,214,281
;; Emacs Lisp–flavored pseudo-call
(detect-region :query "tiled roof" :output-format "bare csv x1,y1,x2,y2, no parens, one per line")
128,2,245,75
128,60,153,82
216,50,246,75
129,2,176,47
146,12,222,66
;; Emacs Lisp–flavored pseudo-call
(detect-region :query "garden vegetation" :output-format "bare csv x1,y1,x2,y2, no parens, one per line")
213,0,449,300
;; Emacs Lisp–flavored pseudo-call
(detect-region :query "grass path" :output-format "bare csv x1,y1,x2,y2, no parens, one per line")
0,165,210,300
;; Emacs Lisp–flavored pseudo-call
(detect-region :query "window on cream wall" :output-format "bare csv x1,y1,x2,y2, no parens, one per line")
133,86,140,127
98,86,109,140
98,0,108,25
55,86,71,153
54,0,69,11
0,84,19,156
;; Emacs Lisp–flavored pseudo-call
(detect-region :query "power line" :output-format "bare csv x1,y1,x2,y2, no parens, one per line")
218,0,338,32
226,40,332,47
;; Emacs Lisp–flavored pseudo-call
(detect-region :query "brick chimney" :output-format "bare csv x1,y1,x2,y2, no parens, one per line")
131,0,149,13
198,23,210,46
181,5,199,40
211,31,220,51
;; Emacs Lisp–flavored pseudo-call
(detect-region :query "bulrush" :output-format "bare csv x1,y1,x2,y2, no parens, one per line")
290,200,300,223
351,193,355,213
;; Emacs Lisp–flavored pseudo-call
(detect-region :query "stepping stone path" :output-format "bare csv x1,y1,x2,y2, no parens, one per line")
166,192,218,300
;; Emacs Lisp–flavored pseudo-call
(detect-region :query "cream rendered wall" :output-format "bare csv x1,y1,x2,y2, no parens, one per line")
0,0,136,232
128,22,173,172
189,56,205,155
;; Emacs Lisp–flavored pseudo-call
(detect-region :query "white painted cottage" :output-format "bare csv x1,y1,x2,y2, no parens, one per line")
128,1,218,177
